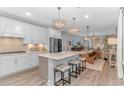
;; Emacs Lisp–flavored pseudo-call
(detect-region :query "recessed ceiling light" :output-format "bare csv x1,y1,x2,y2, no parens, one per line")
26,12,31,16
84,15,89,19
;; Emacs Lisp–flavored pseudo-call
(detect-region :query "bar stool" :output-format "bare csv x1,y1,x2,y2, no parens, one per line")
54,64,71,86
79,57,86,71
68,61,82,78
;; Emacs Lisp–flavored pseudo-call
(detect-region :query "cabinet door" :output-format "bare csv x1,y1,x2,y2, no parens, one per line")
33,53,39,66
49,28,56,38
27,53,39,68
0,17,7,36
38,27,48,44
41,28,48,44
48,28,61,39
38,27,43,44
4,18,24,38
57,31,61,39
0,55,2,76
27,54,35,67
23,23,32,44
31,25,39,44
16,54,28,71
2,55,16,75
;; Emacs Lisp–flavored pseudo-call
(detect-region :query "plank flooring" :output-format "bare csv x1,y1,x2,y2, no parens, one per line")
0,62,124,86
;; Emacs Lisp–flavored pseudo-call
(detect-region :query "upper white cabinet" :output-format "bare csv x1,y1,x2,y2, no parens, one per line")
0,17,7,36
38,27,48,44
3,18,24,38
48,28,61,39
23,23,33,44
31,25,39,44
0,16,48,44
23,23,48,44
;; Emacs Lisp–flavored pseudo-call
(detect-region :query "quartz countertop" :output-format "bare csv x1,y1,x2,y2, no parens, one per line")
0,51,47,55
39,51,86,60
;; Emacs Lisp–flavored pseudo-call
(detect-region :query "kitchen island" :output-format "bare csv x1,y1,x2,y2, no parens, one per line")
39,51,86,86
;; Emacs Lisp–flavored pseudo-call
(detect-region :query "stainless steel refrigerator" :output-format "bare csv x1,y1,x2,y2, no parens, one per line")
49,38,62,53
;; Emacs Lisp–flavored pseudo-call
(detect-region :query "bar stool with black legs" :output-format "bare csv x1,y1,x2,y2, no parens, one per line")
79,57,86,71
54,64,71,86
68,61,82,78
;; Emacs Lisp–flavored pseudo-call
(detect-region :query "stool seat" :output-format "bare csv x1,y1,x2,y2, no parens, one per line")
69,61,81,65
54,64,71,72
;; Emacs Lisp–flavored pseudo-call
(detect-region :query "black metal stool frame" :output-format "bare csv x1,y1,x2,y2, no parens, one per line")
79,60,87,72
69,63,81,78
54,68,71,86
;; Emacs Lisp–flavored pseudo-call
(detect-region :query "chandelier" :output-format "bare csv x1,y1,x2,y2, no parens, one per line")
53,7,66,30
68,17,80,33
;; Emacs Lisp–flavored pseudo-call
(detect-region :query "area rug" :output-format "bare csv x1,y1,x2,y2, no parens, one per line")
86,59,105,71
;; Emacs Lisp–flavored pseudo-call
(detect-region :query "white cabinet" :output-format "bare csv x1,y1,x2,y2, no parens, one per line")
23,24,48,44
0,17,7,36
31,25,39,44
33,52,39,65
16,54,28,71
1,54,28,76
0,52,40,77
3,18,24,38
38,28,43,44
27,52,39,67
23,23,39,44
38,27,48,44
23,23,32,44
0,55,2,76
48,28,61,39
2,55,16,75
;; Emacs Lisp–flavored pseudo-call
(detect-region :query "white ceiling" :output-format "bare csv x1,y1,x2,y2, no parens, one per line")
0,7,120,36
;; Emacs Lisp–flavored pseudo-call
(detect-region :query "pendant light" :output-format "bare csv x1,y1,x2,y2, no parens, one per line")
68,17,80,33
53,7,66,30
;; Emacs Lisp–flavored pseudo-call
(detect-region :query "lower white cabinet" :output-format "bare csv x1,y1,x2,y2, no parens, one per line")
0,55,2,76
0,52,39,77
16,54,29,71
2,55,16,75
27,52,39,67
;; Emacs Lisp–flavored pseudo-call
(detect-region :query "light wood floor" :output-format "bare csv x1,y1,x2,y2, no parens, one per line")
0,62,124,86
